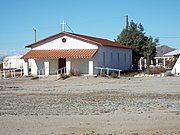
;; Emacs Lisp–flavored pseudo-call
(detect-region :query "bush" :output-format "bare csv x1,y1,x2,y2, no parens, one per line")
74,70,81,76
100,72,106,77
59,73,69,80
70,69,75,76
111,72,118,78
0,63,3,71
145,67,166,74
70,69,81,76
165,72,174,76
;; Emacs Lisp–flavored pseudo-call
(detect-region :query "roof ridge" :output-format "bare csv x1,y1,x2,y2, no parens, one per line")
63,32,102,46
25,31,131,49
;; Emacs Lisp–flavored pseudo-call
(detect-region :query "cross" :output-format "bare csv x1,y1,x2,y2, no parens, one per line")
61,20,66,32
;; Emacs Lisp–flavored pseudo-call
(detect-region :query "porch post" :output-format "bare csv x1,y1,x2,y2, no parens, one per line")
156,58,158,66
66,60,71,75
89,60,93,75
23,59,29,76
139,57,142,70
44,59,50,75
163,57,166,68
144,59,147,69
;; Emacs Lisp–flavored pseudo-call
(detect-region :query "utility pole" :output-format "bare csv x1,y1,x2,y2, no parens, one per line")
126,15,129,30
61,20,66,32
33,28,36,42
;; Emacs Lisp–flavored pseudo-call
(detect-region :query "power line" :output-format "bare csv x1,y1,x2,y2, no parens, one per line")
152,36,180,39
158,37,180,39
66,23,74,33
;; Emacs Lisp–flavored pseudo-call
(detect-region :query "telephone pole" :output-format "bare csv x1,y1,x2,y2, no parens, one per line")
126,15,129,29
33,28,36,42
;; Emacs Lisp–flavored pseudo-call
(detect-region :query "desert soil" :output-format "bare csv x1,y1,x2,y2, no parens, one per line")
0,76,180,135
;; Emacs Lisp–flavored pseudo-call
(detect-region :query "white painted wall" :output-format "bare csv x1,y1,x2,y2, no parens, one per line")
30,59,37,75
35,59,45,75
89,60,94,75
98,46,132,70
71,58,89,74
23,59,29,76
44,59,50,75
49,59,58,75
66,60,71,75
3,55,24,69
32,36,98,50
172,56,180,74
30,58,58,75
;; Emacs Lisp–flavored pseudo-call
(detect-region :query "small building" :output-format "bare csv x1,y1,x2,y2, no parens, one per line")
3,55,24,69
22,32,132,76
172,56,180,74
164,49,180,74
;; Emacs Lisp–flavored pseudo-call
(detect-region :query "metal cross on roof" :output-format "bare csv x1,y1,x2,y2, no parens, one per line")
61,20,66,32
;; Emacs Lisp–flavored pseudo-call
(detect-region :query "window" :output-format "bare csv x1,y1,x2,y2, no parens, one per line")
111,52,113,67
124,53,126,66
117,53,120,68
103,52,106,67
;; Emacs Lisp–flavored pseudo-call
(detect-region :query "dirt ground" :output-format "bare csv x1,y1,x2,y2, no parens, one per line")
0,76,180,135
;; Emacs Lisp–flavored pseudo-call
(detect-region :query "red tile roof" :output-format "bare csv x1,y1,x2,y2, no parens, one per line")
26,32,131,49
21,49,98,59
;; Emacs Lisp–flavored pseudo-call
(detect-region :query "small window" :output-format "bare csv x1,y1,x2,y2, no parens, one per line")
117,53,120,68
124,53,126,66
111,52,113,67
62,38,66,43
103,52,105,67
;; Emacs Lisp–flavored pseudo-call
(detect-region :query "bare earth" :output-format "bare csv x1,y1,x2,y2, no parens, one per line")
0,76,180,135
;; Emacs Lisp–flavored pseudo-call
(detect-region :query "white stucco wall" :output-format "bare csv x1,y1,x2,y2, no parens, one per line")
98,46,132,70
172,56,180,74
71,58,89,74
34,59,45,75
49,59,58,75
30,59,37,75
32,36,98,50
31,58,58,75
3,55,24,69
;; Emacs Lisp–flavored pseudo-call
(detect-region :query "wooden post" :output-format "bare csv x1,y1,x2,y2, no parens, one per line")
0,71,1,79
3,70,6,79
126,15,128,29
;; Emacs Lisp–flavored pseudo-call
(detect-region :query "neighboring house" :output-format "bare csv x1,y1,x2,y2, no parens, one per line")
164,49,180,57
172,56,180,74
164,49,180,74
3,55,24,69
22,32,132,76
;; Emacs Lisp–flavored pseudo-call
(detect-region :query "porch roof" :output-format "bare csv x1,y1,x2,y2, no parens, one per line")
21,49,97,59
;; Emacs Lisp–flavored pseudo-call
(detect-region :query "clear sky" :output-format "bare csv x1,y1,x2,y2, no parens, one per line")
0,0,180,56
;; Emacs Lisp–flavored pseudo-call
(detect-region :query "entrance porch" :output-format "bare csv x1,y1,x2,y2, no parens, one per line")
22,49,98,76
23,58,95,76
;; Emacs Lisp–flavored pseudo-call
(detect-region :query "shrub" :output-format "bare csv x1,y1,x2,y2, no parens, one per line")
111,72,118,78
100,72,106,77
70,69,75,76
74,70,81,76
59,73,69,80
145,67,166,74
165,71,174,76
70,69,81,76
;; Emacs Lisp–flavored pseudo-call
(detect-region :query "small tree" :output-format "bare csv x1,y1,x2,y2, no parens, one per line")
115,20,158,72
115,21,147,70
144,37,159,74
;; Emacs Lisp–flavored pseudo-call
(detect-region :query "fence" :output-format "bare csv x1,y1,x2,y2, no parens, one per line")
0,68,23,79
95,67,122,77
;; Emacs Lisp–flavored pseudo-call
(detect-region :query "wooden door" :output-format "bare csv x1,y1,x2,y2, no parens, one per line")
58,58,66,73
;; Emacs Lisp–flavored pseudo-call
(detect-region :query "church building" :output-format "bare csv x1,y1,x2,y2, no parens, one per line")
22,32,132,76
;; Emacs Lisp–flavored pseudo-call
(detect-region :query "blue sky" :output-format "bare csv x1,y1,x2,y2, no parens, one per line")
0,0,180,56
